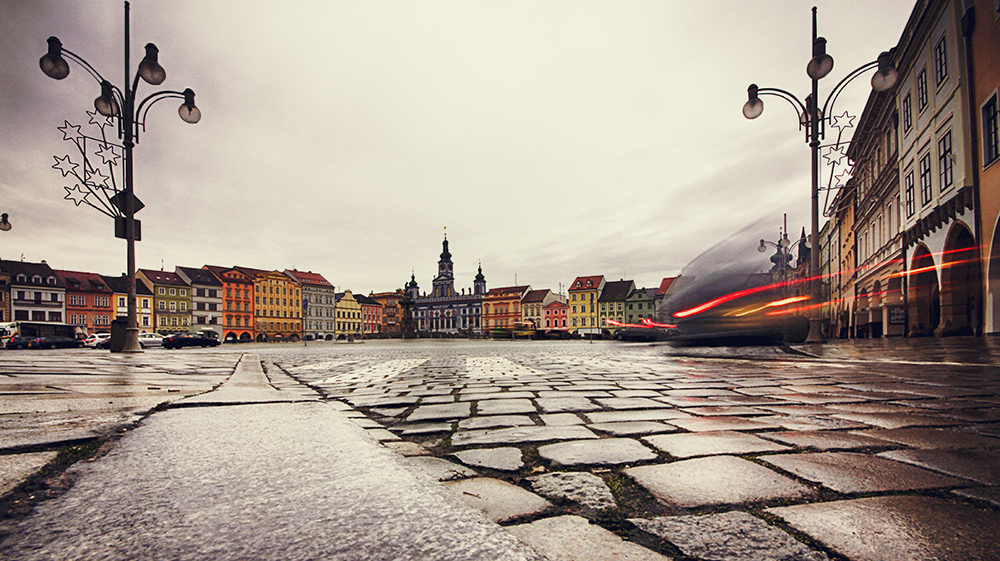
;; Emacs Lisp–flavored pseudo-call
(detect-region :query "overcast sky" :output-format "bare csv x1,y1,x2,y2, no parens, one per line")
1,1,914,295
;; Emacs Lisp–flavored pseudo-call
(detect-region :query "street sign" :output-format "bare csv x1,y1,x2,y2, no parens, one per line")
114,217,141,241
109,191,145,214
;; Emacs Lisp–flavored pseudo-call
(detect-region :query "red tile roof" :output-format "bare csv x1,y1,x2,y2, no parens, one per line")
569,275,603,291
656,277,677,296
521,289,551,303
284,269,333,287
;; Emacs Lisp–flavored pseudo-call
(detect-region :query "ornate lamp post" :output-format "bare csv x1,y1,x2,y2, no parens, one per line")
742,7,897,343
40,1,200,353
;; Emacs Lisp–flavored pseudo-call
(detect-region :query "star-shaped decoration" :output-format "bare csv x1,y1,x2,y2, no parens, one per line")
64,184,90,206
88,167,111,188
87,109,113,128
834,169,853,188
824,145,848,167
58,121,82,141
830,111,855,133
52,154,79,177
95,143,120,165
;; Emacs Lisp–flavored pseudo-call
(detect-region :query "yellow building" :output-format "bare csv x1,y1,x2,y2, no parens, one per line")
335,290,362,340
236,266,302,341
567,275,604,335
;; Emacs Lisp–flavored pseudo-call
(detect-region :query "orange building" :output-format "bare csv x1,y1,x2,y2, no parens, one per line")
482,285,530,331
204,265,255,343
370,289,405,336
55,270,114,334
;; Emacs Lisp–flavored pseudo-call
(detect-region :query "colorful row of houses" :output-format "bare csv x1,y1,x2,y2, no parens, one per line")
0,234,677,342
0,259,377,342
816,0,1000,338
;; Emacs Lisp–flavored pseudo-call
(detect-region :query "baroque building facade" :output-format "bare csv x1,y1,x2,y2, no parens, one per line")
408,235,486,336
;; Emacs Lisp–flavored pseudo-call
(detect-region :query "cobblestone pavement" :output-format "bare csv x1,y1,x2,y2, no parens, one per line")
261,339,1000,561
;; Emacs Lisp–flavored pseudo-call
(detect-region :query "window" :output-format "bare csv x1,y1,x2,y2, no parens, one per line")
169,288,176,296
984,94,999,165
118,297,126,307
919,153,932,205
938,131,953,191
158,287,165,295
169,301,177,312
934,36,947,85
903,93,913,132
917,69,928,111
159,301,166,310
180,302,187,311
142,298,150,309
905,171,915,217
180,290,186,297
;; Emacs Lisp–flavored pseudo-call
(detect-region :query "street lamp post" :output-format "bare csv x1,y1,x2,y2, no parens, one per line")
742,7,897,343
40,1,200,353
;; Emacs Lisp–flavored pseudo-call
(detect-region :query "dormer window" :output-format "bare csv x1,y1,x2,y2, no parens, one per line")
16,274,26,283
47,276,57,285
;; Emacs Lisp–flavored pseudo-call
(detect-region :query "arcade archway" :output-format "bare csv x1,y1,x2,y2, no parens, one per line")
940,223,981,336
909,244,940,337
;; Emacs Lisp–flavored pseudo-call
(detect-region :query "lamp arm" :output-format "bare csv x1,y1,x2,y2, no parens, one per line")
60,48,108,85
821,60,878,119
756,87,809,120
134,90,186,140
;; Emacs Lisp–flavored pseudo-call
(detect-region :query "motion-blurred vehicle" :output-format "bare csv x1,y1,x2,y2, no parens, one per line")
138,331,164,347
162,332,221,349
5,336,35,349
27,336,85,349
83,333,111,348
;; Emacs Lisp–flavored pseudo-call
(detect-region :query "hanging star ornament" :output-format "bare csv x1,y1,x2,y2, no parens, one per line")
824,145,849,167
64,184,90,206
834,169,853,188
52,154,79,177
57,121,83,141
89,167,111,188
830,111,856,133
94,143,120,165
86,109,114,129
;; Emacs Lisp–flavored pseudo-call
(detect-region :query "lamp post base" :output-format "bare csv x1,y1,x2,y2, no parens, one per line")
805,318,826,343
112,326,144,353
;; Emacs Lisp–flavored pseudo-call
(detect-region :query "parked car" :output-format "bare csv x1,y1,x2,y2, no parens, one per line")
28,336,85,349
5,336,35,350
162,332,221,349
83,333,111,348
138,331,164,347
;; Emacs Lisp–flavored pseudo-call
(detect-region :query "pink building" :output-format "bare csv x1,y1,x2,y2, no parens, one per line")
543,301,569,331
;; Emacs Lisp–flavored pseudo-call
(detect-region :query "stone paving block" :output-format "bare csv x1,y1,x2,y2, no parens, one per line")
759,430,893,451
679,406,768,417
539,413,584,426
755,415,871,431
365,428,401,441
405,402,472,423
408,456,479,481
610,390,664,398
392,422,454,435
941,407,1000,422
535,397,600,413
458,415,535,430
507,515,670,561
768,496,1000,561
877,448,1000,485
460,392,535,401
584,409,692,423
667,416,782,432
828,412,960,429
663,388,740,398
0,451,58,496
761,451,966,493
643,431,790,458
451,425,598,447
383,440,431,456
771,394,863,405
444,477,551,523
528,472,617,509
452,448,523,471
952,485,1000,507
475,399,537,416
536,391,612,399
630,511,828,561
538,438,658,466
625,456,810,508
853,427,1000,449
587,421,678,436
759,405,839,416
420,395,458,404
593,397,670,410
